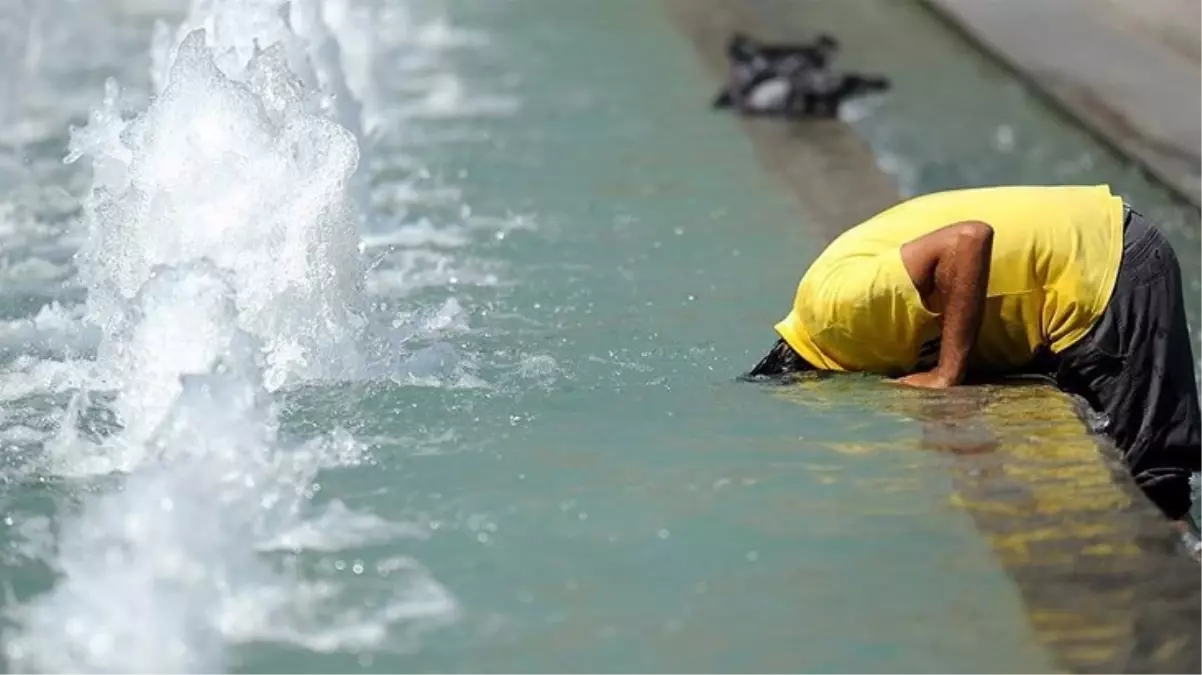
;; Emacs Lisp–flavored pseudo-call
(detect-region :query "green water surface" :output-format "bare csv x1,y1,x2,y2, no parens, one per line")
3,0,1199,672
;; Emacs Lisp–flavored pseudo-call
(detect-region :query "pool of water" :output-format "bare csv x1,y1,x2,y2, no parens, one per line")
0,0,1196,672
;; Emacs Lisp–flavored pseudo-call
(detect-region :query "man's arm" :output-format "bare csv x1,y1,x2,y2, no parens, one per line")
896,220,994,388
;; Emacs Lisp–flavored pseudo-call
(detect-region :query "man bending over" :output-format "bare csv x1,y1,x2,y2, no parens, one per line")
749,185,1200,535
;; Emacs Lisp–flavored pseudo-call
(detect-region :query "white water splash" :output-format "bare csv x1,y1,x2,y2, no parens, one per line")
149,0,364,144
5,1,458,670
9,319,455,670
149,0,377,229
73,28,367,394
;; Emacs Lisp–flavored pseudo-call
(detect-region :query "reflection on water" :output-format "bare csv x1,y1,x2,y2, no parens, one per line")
773,379,1201,673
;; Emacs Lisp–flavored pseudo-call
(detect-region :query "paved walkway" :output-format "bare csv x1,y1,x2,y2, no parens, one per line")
1100,0,1200,67
924,0,1202,207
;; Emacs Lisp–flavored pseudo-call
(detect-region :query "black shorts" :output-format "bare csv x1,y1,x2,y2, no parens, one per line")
1055,205,1201,520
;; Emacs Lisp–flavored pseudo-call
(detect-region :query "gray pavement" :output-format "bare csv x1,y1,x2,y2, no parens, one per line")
924,0,1202,207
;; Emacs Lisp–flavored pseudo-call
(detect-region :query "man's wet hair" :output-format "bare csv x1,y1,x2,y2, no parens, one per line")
744,337,815,379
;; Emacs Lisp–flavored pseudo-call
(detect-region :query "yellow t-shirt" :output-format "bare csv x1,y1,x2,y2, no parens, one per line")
774,185,1125,376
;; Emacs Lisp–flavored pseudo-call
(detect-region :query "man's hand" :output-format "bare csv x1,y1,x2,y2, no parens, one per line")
895,370,955,389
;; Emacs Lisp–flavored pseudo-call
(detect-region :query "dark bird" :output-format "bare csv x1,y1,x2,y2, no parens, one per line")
712,31,889,118
712,32,839,109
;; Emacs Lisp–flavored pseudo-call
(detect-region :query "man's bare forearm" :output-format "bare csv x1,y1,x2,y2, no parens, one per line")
932,222,993,384
897,220,994,389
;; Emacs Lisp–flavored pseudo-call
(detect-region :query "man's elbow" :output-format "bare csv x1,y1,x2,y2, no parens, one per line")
953,221,994,246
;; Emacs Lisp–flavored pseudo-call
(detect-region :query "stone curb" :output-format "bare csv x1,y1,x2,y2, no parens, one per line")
921,0,1202,209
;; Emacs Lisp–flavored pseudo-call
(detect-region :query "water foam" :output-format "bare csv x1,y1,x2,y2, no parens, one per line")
9,329,454,670
149,0,364,145
74,31,369,393
5,0,458,669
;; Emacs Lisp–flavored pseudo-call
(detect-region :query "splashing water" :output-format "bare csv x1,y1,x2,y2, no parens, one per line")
73,26,368,395
10,268,455,671
4,1,457,671
149,0,364,145
148,0,375,216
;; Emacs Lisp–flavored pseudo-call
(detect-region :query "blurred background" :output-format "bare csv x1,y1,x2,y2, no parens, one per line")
0,0,1197,672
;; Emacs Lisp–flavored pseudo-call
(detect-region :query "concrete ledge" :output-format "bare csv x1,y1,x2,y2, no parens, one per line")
922,0,1202,208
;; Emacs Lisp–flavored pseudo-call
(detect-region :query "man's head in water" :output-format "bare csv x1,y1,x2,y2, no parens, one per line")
746,337,814,378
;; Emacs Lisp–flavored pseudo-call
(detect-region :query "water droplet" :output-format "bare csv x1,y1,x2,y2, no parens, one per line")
657,528,670,539
334,559,346,571
993,124,1016,152
746,550,759,562
352,561,365,575
477,532,490,543
88,632,113,658
169,637,191,659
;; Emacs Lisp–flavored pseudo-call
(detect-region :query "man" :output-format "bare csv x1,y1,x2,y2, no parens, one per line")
749,184,1200,534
